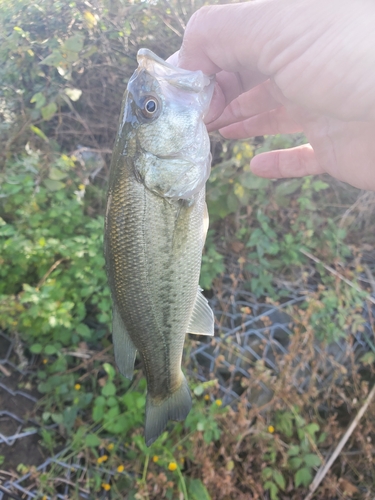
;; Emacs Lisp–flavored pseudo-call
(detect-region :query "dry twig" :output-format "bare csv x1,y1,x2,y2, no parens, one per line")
300,249,375,305
37,258,68,289
64,344,113,376
304,383,375,500
0,363,11,376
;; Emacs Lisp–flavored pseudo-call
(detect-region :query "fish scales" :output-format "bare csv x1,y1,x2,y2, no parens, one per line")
108,171,205,397
105,49,215,446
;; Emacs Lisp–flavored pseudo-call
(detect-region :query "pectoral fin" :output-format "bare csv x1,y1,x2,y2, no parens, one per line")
112,304,137,379
187,287,214,336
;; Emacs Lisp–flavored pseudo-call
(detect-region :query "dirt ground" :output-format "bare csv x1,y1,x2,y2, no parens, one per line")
0,334,45,473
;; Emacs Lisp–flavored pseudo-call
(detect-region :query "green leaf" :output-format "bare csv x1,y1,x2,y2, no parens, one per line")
294,467,312,488
76,323,91,339
41,102,57,121
273,471,285,490
264,481,279,500
305,423,320,436
51,413,64,424
106,396,118,407
126,490,138,500
95,396,107,406
92,404,105,422
288,445,300,456
295,415,305,428
40,49,63,66
30,92,46,109
193,384,204,396
63,34,84,52
303,454,321,468
275,179,302,197
44,344,58,355
49,167,67,181
289,457,303,470
65,88,82,101
85,434,101,447
261,467,273,480
312,180,329,191
103,362,116,381
226,191,239,213
43,179,65,191
81,45,98,59
360,351,375,365
187,479,211,500
102,382,116,397
63,406,78,429
29,125,49,142
317,432,327,444
30,343,43,354
241,172,270,189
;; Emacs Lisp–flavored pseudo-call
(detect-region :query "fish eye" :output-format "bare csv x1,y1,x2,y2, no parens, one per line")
142,97,159,118
145,99,156,113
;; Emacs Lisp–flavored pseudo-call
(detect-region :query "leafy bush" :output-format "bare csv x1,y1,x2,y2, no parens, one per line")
0,0,192,154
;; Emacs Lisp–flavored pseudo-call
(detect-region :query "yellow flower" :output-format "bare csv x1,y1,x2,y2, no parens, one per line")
215,399,223,407
117,465,124,473
78,184,85,191
268,425,275,434
204,394,210,401
107,443,114,451
97,455,108,464
42,358,48,364
42,496,48,500
152,455,159,463
168,461,177,471
101,483,111,491
74,383,81,390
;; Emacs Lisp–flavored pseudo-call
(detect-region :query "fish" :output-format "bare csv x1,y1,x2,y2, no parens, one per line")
104,48,215,446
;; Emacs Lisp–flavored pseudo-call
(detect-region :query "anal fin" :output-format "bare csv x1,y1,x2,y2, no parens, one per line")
187,287,214,336
112,304,137,379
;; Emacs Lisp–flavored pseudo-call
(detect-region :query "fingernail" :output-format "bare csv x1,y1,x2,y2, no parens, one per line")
204,83,225,124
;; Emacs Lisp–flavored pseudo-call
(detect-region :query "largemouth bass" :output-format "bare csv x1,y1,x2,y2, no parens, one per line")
104,49,214,446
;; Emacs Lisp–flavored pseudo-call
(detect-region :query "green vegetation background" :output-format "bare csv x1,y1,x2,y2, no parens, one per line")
1,0,375,498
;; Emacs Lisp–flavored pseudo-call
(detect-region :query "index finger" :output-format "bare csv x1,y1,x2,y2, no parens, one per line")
168,51,267,124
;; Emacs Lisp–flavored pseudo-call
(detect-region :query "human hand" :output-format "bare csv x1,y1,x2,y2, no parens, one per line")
173,0,375,190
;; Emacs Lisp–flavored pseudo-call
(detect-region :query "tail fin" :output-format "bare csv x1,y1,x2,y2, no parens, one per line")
144,375,192,447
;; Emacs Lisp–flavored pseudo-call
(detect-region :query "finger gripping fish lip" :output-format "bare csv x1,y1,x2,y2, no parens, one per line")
137,48,214,95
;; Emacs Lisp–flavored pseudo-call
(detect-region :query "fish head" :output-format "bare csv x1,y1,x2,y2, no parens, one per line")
117,49,214,200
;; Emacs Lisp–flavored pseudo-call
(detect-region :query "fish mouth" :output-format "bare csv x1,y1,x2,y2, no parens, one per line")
137,48,178,73
137,48,214,97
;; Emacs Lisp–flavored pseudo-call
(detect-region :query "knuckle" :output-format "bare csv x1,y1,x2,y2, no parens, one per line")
229,98,243,121
185,5,215,38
